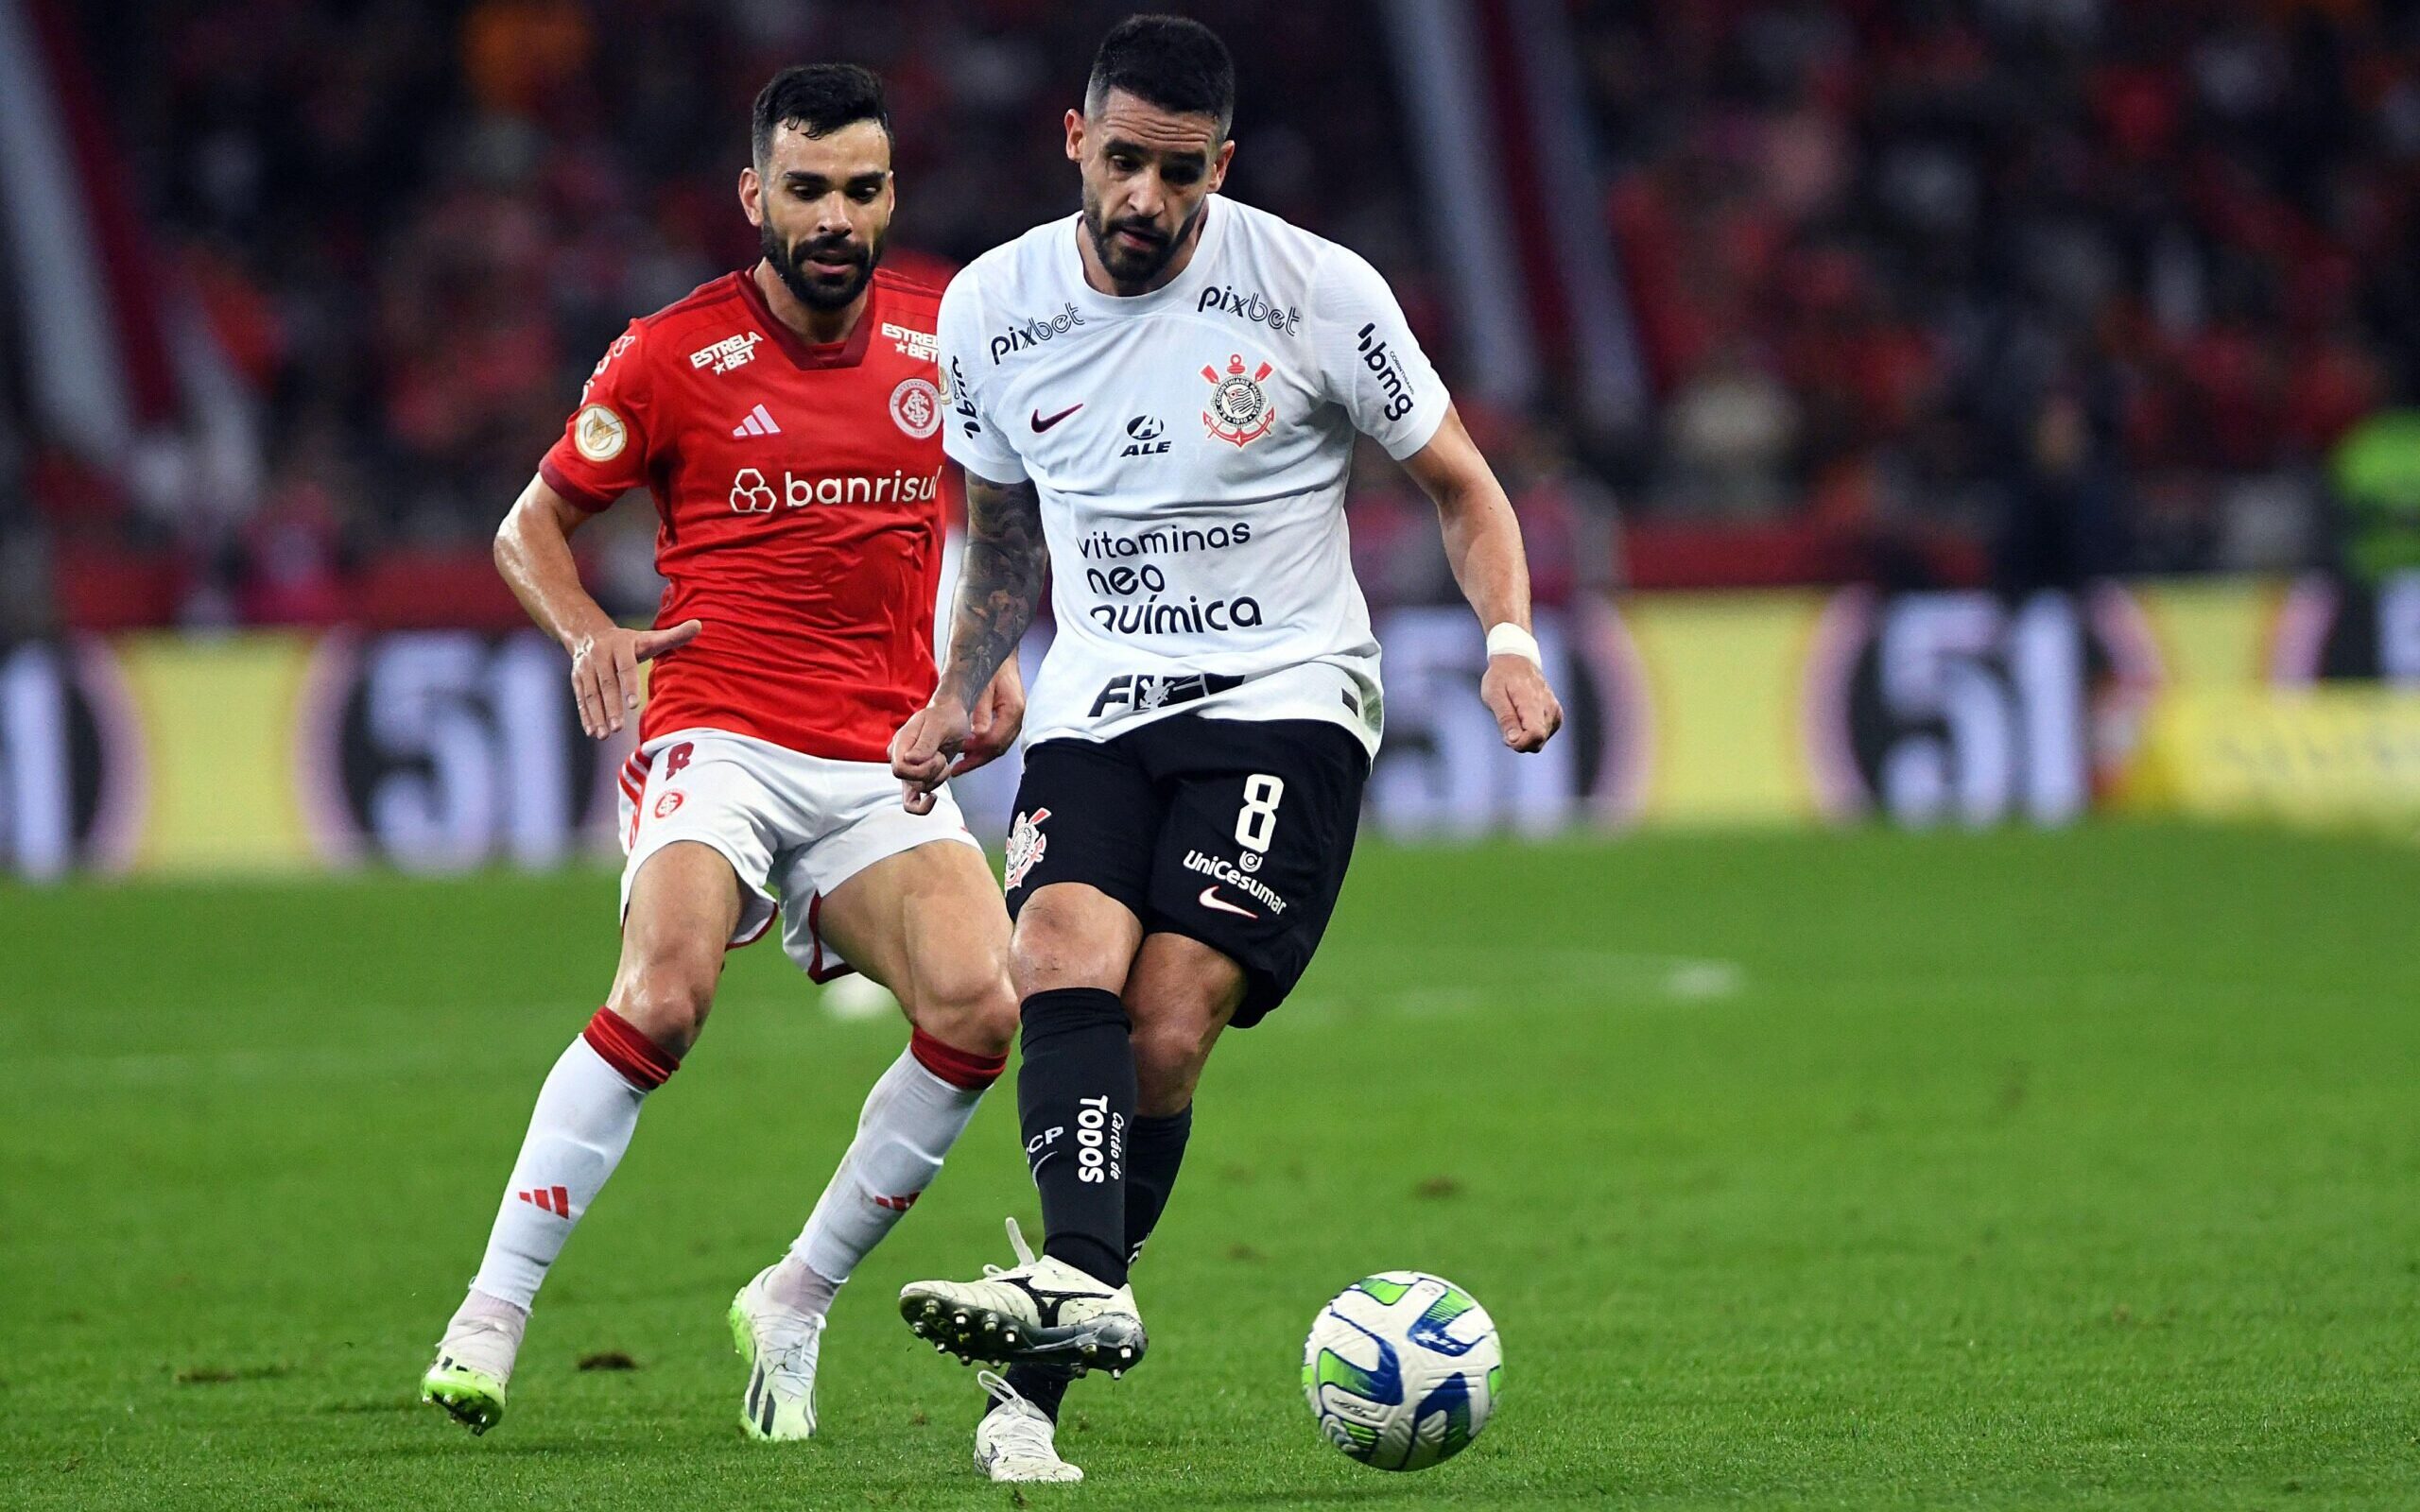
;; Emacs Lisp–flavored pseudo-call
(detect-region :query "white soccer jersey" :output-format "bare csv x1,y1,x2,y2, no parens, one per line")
939,197,1449,756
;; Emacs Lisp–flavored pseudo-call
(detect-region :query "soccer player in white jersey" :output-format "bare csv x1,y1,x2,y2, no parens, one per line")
887,15,1564,1484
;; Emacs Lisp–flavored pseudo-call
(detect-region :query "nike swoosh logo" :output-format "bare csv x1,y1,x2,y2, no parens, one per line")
1031,403,1083,432
1198,885,1258,919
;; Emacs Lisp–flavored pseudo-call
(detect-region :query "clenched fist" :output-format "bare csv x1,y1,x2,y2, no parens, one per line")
1481,654,1563,753
890,662,1027,815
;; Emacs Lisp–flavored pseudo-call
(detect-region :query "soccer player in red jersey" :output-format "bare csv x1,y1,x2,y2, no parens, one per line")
420,65,1026,1442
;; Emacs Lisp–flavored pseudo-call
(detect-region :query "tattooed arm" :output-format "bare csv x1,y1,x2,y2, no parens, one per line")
937,472,1048,707
891,470,1048,812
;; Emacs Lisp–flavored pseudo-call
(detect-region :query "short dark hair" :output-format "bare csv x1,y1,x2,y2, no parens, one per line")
752,63,891,164
1085,15,1236,138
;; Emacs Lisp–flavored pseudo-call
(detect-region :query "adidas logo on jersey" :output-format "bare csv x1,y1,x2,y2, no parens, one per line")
732,404,781,438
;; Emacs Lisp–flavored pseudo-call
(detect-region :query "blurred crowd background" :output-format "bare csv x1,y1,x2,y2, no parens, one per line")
5,0,2420,636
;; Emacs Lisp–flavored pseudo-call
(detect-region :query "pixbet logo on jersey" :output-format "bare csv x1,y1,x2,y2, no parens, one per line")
990,301,1084,363
728,467,941,513
1198,282,1302,337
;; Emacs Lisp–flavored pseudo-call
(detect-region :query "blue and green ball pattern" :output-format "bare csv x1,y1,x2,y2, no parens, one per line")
1302,1270,1501,1471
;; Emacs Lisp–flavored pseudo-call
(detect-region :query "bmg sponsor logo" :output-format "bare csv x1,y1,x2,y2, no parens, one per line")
1355,321,1417,422
990,301,1085,364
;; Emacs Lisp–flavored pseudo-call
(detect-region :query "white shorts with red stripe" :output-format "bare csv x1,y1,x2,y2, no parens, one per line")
614,727,980,980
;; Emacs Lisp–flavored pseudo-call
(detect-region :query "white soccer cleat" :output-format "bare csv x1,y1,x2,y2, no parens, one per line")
974,1369,1083,1482
899,1217,1147,1377
729,1265,824,1440
421,1313,519,1435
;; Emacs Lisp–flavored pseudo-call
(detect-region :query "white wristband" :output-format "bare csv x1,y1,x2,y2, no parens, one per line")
1484,623,1542,667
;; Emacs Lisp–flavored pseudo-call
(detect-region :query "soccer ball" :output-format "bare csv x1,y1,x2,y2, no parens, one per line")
1302,1271,1501,1470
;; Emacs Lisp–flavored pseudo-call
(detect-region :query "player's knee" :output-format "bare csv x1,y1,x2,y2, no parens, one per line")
905,954,1018,1058
1131,1010,1218,1113
1010,906,1129,996
611,946,720,1053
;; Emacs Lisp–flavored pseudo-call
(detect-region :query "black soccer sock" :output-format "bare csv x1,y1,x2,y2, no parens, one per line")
988,1109,1192,1427
1122,1106,1194,1267
1001,1362,1075,1423
1017,988,1135,1288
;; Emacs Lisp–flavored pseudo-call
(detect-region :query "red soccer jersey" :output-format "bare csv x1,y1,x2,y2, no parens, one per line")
540,267,949,763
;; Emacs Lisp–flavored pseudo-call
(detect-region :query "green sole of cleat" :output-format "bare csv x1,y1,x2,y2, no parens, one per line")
421,1372,505,1436
729,1290,783,1442
728,1295,754,1366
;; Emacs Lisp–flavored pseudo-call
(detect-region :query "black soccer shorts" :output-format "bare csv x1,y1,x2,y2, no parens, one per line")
1001,712,1371,1025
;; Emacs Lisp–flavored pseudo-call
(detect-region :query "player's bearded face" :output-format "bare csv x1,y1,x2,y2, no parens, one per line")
763,216,884,312
1081,186,1196,286
750,119,893,313
1072,92,1230,289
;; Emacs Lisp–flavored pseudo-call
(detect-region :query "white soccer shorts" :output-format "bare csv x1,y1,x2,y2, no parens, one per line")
614,727,980,979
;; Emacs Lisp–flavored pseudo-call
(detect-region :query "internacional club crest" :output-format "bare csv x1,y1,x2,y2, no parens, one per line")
890,376,942,439
1201,352,1275,447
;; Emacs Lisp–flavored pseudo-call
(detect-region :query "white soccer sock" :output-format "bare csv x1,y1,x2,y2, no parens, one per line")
437,1288,529,1383
788,1031,1000,1296
467,1011,675,1311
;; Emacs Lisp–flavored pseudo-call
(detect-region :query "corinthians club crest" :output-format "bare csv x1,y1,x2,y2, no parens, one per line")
1003,807,1050,889
1201,352,1276,447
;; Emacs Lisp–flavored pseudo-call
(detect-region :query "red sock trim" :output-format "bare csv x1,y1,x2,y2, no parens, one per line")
583,1007,680,1091
909,1026,1007,1091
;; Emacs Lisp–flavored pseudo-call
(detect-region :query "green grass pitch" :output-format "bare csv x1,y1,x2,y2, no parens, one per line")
7,824,2418,1509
